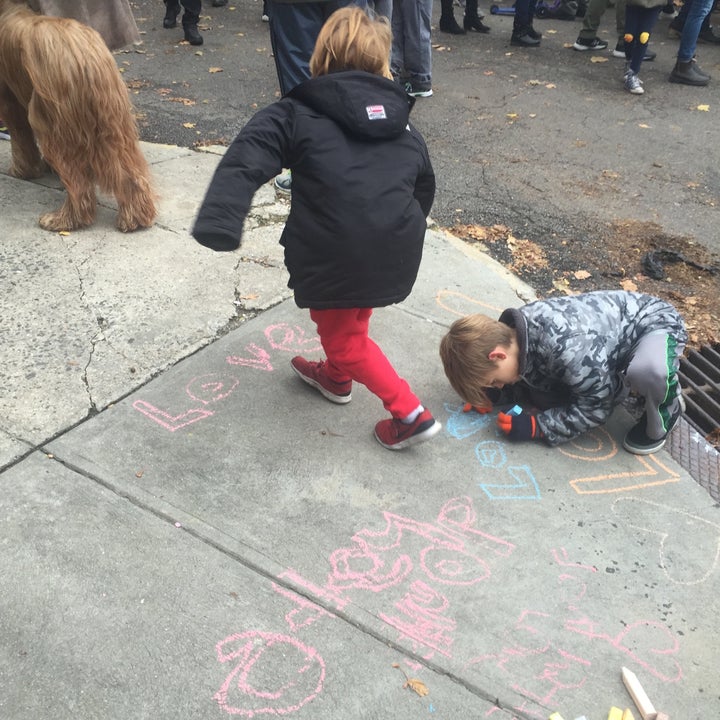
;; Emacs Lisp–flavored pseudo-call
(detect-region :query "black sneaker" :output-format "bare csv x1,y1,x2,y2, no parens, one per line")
404,80,433,98
573,36,609,51
623,401,683,455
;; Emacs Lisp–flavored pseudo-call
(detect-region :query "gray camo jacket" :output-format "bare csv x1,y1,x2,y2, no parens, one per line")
499,291,687,445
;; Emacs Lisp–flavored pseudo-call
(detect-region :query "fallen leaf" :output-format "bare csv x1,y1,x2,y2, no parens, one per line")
590,55,609,63
638,123,651,128
574,270,592,280
209,66,223,73
183,122,196,128
620,278,638,292
697,104,710,111
506,112,519,120
545,83,556,89
404,679,429,697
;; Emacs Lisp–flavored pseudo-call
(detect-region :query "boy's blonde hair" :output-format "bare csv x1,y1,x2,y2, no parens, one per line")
439,314,516,407
309,6,392,80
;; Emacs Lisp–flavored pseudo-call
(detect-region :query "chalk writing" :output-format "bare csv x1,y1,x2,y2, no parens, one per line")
612,497,720,585
134,323,321,431
435,289,502,317
467,547,682,716
214,631,325,717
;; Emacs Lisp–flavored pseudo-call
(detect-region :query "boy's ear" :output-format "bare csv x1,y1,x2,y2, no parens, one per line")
488,346,507,361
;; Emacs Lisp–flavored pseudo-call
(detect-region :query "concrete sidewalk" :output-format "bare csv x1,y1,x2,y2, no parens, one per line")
1,142,718,720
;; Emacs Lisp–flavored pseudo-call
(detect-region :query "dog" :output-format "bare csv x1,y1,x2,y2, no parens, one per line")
0,0,156,232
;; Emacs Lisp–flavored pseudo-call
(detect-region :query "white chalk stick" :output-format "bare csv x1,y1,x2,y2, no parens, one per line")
622,667,658,720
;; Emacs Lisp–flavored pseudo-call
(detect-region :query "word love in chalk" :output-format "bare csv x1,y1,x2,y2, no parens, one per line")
133,323,321,431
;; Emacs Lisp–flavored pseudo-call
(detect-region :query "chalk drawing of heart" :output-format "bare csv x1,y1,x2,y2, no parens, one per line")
186,374,240,404
265,324,322,353
612,496,720,586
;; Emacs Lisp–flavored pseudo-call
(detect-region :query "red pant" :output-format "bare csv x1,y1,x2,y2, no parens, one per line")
310,308,420,418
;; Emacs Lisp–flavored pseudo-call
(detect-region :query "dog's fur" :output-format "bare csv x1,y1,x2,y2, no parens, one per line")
0,0,156,231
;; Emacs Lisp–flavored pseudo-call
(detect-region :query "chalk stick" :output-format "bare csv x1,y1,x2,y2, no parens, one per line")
608,708,623,720
622,667,658,720
622,709,636,720
548,713,566,720
655,714,669,720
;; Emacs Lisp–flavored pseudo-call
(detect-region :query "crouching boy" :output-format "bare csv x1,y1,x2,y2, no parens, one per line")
439,291,687,455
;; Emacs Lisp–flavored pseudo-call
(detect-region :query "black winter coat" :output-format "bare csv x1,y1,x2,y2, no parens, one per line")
192,71,436,309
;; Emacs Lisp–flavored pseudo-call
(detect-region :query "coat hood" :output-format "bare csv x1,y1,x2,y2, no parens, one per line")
287,70,414,140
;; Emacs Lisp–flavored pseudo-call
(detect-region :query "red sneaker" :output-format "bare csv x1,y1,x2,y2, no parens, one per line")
374,409,441,450
290,356,352,404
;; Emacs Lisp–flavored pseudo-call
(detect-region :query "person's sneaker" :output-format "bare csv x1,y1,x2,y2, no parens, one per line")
612,41,656,60
290,357,352,404
274,170,291,194
624,71,645,94
404,81,433,98
0,121,9,141
374,409,441,450
573,36,609,51
623,401,683,455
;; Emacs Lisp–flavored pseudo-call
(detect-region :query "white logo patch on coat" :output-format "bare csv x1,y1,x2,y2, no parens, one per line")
366,104,387,120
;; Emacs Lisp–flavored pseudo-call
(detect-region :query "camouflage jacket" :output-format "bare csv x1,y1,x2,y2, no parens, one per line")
499,291,687,445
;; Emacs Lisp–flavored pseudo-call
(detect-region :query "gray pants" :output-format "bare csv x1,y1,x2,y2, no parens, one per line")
577,0,626,40
625,332,684,439
391,0,433,83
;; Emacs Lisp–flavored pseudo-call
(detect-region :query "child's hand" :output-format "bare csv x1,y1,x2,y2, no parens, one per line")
497,410,542,440
462,402,492,415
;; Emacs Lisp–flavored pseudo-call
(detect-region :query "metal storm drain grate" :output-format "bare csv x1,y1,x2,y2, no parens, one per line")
669,344,720,502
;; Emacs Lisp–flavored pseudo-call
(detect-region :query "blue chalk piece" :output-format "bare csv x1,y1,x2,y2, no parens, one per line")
508,405,522,416
428,703,435,712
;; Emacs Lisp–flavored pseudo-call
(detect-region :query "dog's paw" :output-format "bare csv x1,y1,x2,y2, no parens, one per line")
38,210,81,232
8,163,46,180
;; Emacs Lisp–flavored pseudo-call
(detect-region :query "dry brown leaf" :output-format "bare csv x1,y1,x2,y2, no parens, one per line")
574,269,592,280
209,66,223,73
620,278,638,292
403,679,429,697
590,55,609,63
183,122,196,128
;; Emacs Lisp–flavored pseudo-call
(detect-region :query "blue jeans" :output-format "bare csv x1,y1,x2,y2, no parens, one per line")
678,0,714,61
268,0,354,96
391,0,433,84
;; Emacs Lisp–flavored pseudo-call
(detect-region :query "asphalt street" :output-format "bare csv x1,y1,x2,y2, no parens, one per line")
122,0,720,252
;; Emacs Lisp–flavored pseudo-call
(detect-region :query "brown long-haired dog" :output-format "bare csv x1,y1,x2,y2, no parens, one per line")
0,0,156,232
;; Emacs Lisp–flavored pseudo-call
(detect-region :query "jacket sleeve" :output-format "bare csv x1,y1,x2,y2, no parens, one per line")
408,124,435,218
534,344,616,445
192,103,293,252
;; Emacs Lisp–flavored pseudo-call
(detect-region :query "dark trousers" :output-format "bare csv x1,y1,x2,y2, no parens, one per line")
165,0,201,24
268,0,349,96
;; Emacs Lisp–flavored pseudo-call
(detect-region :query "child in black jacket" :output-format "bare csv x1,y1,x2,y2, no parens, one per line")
193,6,440,450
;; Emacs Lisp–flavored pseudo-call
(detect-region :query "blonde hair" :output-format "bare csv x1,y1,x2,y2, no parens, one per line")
309,6,392,80
439,314,516,407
